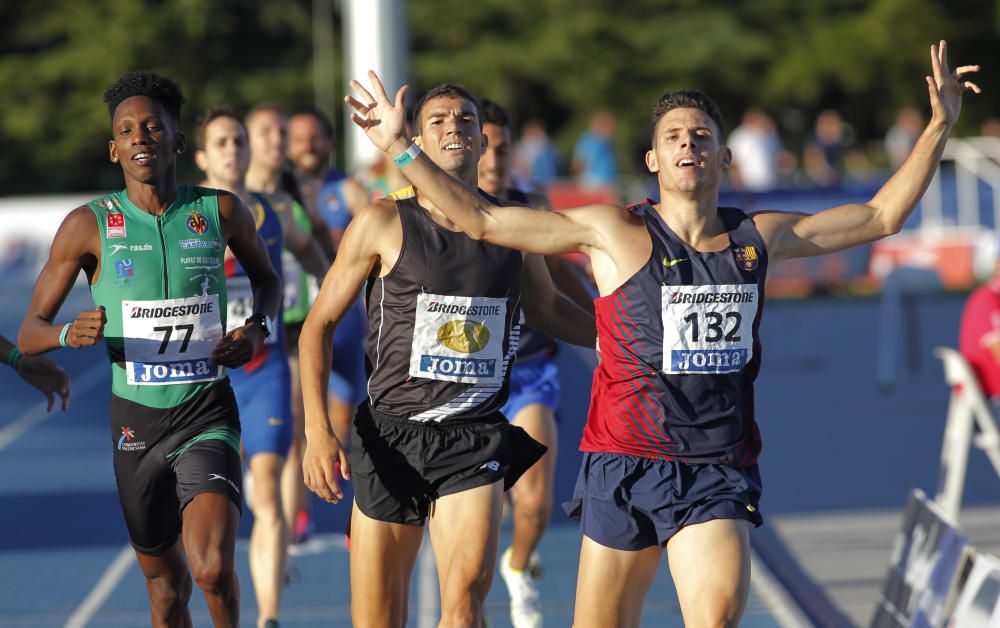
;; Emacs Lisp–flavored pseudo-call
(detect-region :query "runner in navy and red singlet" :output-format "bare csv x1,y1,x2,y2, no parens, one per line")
346,43,980,627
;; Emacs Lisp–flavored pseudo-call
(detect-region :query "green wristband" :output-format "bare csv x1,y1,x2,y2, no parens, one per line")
6,347,21,369
392,143,421,168
58,323,71,348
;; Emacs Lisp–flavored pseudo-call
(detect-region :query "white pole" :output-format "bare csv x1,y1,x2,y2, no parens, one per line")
343,0,410,172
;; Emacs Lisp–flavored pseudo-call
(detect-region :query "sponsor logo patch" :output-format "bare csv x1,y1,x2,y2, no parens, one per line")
186,211,209,235
115,258,134,279
117,426,146,451
179,238,222,250
436,320,491,353
733,245,759,272
107,212,126,238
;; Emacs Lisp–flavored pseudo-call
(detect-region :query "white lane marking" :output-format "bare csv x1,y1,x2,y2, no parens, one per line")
0,367,106,451
64,544,135,628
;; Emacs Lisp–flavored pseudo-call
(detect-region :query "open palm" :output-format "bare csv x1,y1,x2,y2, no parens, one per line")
928,40,980,129
345,70,409,153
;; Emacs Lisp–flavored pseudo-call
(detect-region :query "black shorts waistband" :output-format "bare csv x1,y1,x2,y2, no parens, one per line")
364,405,505,430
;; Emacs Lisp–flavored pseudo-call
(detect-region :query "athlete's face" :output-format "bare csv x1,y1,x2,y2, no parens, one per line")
646,107,731,195
478,122,511,196
287,114,331,176
195,116,249,190
246,109,287,171
415,96,484,178
108,96,184,185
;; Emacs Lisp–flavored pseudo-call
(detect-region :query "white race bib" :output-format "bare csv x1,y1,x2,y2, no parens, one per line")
122,295,224,385
661,284,758,374
225,276,277,344
409,293,507,384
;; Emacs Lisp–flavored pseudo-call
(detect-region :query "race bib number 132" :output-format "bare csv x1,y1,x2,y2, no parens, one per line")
661,284,757,374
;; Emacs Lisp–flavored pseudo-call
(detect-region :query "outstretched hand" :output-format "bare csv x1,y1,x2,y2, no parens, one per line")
345,70,409,153
927,40,981,129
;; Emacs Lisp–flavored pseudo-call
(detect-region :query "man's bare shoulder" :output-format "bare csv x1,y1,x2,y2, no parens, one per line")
563,202,641,228
353,197,400,229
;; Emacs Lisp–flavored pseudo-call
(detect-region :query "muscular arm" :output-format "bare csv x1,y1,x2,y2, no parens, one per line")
756,42,979,264
521,253,596,348
18,206,104,354
300,200,397,502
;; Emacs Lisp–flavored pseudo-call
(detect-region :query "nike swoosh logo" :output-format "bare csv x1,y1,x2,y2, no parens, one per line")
662,257,689,268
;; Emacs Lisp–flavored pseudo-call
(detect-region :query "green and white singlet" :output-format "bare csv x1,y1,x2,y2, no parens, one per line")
89,185,229,409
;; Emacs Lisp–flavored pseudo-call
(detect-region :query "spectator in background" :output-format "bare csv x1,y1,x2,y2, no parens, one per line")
515,119,560,185
727,108,782,191
572,111,618,188
885,106,924,168
959,251,1000,410
804,109,849,186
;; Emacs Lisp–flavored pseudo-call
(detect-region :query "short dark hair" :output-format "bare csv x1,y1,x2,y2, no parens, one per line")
103,72,185,123
650,90,724,139
413,84,481,132
479,99,510,129
289,107,334,139
195,105,243,151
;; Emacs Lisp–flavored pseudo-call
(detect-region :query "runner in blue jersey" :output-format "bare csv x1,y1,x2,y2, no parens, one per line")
19,72,282,627
195,105,326,628
346,43,980,627
244,104,334,546
288,111,370,542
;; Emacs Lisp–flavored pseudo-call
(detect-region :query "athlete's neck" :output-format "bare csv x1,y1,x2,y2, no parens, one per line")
654,187,727,250
245,160,281,194
124,175,178,217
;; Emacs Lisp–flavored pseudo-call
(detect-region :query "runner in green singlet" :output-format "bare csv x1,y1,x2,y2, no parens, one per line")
17,72,282,628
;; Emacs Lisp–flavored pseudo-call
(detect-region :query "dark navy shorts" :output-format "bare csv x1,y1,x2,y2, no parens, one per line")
501,355,560,421
563,451,763,550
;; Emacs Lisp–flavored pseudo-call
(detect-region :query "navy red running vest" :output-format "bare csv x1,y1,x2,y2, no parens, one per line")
580,202,767,466
365,195,523,422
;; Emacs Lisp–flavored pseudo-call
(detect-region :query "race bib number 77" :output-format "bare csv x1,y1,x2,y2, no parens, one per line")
661,284,758,374
122,295,224,385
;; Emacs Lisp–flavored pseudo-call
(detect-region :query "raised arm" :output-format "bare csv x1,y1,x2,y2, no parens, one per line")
213,192,282,367
345,72,604,257
18,206,106,355
300,200,397,503
757,41,980,263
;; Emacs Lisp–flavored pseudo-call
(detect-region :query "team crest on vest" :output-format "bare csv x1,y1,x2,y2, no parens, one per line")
733,245,759,271
186,211,209,235
107,211,126,238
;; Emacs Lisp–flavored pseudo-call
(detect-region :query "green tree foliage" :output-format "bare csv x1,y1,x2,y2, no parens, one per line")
0,0,995,193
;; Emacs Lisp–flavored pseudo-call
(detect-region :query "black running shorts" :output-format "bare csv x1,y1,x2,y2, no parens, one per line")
351,404,547,525
110,381,243,555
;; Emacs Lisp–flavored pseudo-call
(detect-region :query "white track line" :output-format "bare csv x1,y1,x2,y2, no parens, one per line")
64,544,135,628
0,367,106,451
750,547,813,628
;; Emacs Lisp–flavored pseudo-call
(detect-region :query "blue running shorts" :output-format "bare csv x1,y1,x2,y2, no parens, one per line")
231,357,293,459
501,355,560,421
563,451,763,550
329,296,368,405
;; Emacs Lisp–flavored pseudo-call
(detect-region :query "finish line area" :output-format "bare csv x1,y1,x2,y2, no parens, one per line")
2,281,998,626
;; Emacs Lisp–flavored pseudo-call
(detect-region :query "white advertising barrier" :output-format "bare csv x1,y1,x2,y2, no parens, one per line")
871,489,969,628
0,194,104,279
948,553,1000,627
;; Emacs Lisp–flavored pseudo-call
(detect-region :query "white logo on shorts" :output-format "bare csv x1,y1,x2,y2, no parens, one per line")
208,473,240,494
480,460,500,473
